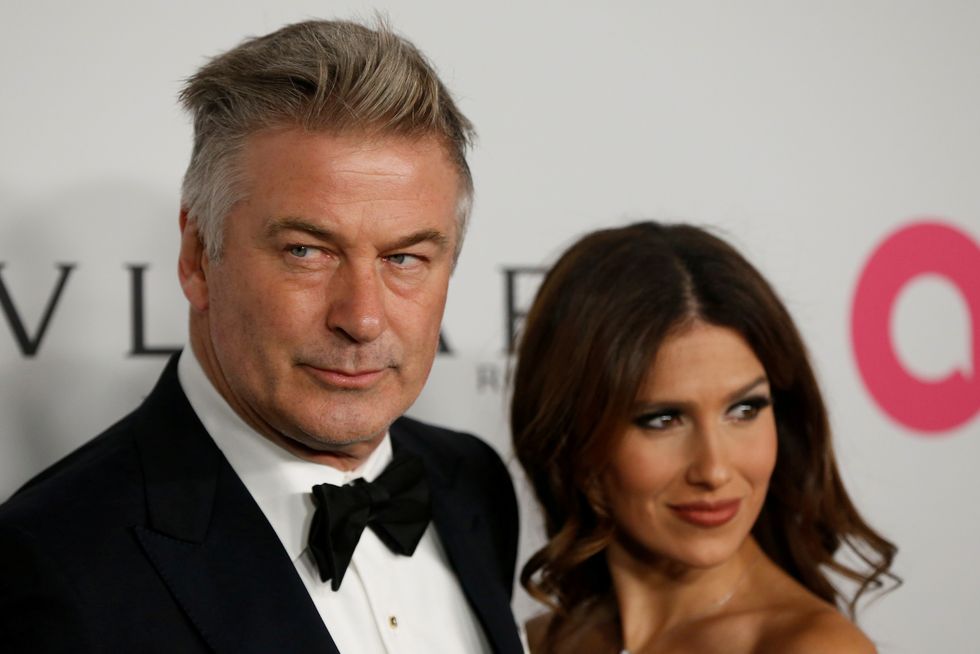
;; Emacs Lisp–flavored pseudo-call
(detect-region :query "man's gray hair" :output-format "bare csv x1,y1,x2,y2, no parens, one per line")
179,18,475,260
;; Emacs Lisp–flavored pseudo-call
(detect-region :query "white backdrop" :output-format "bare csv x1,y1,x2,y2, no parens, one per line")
2,2,978,652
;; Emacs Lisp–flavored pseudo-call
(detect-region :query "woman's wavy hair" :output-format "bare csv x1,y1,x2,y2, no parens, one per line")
511,221,897,626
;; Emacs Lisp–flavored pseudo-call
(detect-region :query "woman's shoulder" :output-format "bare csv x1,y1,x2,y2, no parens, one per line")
525,605,619,654
737,553,876,654
754,605,876,654
525,612,553,651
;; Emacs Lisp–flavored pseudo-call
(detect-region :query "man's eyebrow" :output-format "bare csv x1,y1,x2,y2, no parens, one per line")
264,218,450,252
384,229,450,252
264,217,335,241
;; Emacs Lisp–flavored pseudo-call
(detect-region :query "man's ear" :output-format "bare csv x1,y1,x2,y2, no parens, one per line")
178,209,210,311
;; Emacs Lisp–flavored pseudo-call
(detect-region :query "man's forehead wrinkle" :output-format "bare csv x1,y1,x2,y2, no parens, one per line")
331,145,418,178
333,168,412,179
315,194,422,207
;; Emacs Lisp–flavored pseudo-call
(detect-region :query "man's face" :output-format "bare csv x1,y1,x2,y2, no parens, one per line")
181,128,460,462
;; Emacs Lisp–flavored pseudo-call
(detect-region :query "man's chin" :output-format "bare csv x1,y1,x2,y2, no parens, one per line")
264,395,405,462
267,427,386,468
297,428,387,450
290,407,395,443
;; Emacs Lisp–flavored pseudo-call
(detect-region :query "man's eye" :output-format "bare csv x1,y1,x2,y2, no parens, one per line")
288,245,311,258
386,253,421,266
634,411,681,431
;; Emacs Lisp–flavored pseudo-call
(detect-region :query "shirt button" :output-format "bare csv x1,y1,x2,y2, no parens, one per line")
388,615,398,629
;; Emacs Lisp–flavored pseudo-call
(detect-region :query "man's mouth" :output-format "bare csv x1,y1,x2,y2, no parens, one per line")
301,365,387,390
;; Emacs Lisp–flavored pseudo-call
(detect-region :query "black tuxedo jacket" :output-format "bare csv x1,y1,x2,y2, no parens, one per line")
0,356,523,653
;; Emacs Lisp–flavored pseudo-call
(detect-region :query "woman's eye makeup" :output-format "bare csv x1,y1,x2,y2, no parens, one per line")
633,409,682,430
727,395,772,421
632,394,772,430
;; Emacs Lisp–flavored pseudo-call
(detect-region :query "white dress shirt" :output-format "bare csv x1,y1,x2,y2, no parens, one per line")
178,349,491,654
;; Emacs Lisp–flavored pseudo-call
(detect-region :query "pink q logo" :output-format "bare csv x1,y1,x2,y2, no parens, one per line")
852,221,980,434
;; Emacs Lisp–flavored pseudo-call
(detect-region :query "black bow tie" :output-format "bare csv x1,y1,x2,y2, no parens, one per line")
309,452,431,590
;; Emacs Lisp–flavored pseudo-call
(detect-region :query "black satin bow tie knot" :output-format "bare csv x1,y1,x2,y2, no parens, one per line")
309,453,431,590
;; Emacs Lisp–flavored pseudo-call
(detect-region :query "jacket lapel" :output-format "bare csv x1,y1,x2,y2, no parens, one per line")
392,421,523,654
132,356,339,654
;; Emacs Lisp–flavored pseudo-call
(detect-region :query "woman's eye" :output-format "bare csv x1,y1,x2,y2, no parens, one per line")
730,404,758,420
728,396,771,422
634,411,681,430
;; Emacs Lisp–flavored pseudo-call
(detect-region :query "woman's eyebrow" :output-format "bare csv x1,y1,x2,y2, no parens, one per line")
725,375,770,402
633,375,770,412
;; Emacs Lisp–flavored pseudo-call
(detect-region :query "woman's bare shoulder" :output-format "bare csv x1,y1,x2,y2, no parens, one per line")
742,554,877,654
525,606,618,654
756,606,876,654
525,612,554,652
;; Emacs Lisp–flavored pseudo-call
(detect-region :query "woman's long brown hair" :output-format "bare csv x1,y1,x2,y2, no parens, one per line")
511,222,898,641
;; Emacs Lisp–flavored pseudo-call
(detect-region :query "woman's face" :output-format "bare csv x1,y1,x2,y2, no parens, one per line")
601,322,777,569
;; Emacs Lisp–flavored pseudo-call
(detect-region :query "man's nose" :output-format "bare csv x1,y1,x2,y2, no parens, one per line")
326,261,387,343
685,423,733,490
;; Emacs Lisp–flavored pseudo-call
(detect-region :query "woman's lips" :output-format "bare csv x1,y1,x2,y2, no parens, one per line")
668,499,742,527
302,365,386,389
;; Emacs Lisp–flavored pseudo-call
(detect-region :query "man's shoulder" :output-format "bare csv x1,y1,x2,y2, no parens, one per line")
0,406,151,639
0,409,144,533
392,414,500,461
392,415,520,593
0,357,191,534
391,415,515,502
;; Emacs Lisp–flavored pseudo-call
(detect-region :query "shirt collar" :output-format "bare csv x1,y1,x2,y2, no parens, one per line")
176,347,394,561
